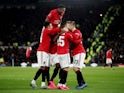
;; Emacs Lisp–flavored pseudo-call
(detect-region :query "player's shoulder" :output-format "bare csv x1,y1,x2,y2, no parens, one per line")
74,29,82,35
43,28,48,32
44,28,51,33
75,29,81,32
66,31,73,37
60,31,70,36
66,31,72,34
50,9,57,14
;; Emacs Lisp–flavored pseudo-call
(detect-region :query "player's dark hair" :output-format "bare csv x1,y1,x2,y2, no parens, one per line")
66,21,76,26
58,4,66,8
60,21,66,28
66,21,72,24
43,21,50,27
60,24,65,28
71,21,76,25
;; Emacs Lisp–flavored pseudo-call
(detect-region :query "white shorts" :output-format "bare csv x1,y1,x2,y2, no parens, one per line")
73,53,86,69
37,51,50,67
58,53,70,69
49,53,59,66
106,58,112,64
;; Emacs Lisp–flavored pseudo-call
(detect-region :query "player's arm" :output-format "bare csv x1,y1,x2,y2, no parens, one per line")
49,28,61,35
68,33,82,44
45,10,53,23
44,15,51,27
71,38,82,44
71,32,80,40
52,26,68,42
58,16,63,27
73,39,82,44
52,30,67,43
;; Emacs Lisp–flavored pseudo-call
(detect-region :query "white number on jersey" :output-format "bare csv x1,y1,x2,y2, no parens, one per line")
57,36,65,47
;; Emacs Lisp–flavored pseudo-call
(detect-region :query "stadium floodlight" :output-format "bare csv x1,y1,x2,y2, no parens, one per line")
100,13,103,17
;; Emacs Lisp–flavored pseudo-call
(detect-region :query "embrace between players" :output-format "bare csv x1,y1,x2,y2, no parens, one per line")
30,4,87,90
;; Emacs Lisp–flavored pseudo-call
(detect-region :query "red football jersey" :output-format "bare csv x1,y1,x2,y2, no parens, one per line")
71,29,86,56
49,33,62,54
49,34,58,54
47,9,63,28
57,31,80,54
49,43,57,54
106,49,112,58
37,27,61,52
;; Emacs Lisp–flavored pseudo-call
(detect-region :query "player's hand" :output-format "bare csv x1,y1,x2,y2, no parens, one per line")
61,27,68,32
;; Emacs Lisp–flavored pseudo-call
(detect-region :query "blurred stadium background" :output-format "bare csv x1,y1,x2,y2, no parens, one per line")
0,0,123,66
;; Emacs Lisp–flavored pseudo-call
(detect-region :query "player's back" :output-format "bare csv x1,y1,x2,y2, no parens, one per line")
37,28,51,52
38,27,61,52
71,29,86,56
49,34,58,54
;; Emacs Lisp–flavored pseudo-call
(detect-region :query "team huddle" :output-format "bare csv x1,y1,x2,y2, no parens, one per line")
30,4,87,90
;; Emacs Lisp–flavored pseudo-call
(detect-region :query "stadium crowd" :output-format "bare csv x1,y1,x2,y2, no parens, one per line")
0,3,123,66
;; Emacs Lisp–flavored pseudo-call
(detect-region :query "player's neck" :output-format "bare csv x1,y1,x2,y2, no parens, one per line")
72,28,76,32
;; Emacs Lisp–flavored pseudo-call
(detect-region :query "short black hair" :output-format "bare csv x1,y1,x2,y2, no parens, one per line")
66,21,72,24
60,22,66,28
43,21,50,27
58,4,66,8
66,21,76,26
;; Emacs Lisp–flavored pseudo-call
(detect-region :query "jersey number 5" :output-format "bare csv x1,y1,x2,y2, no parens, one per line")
57,36,65,47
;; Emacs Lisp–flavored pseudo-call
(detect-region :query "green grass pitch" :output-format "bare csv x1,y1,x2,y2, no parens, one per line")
0,66,124,93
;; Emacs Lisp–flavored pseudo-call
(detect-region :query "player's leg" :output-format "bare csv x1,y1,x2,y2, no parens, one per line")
110,63,113,68
39,51,50,88
48,54,60,89
73,53,87,89
50,63,60,81
61,68,69,85
108,63,113,69
40,67,50,89
30,68,43,88
59,68,63,80
34,68,42,81
74,67,87,89
50,54,60,81
46,67,50,85
30,51,42,88
106,58,113,69
58,53,70,90
109,59,113,68
56,68,63,88
58,68,69,90
41,67,47,89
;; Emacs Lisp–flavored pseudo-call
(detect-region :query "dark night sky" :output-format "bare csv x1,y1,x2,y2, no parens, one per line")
0,0,123,45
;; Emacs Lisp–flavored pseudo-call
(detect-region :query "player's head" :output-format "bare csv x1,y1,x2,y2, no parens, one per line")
43,22,52,29
60,23,69,32
57,4,66,15
66,21,76,31
110,48,112,51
